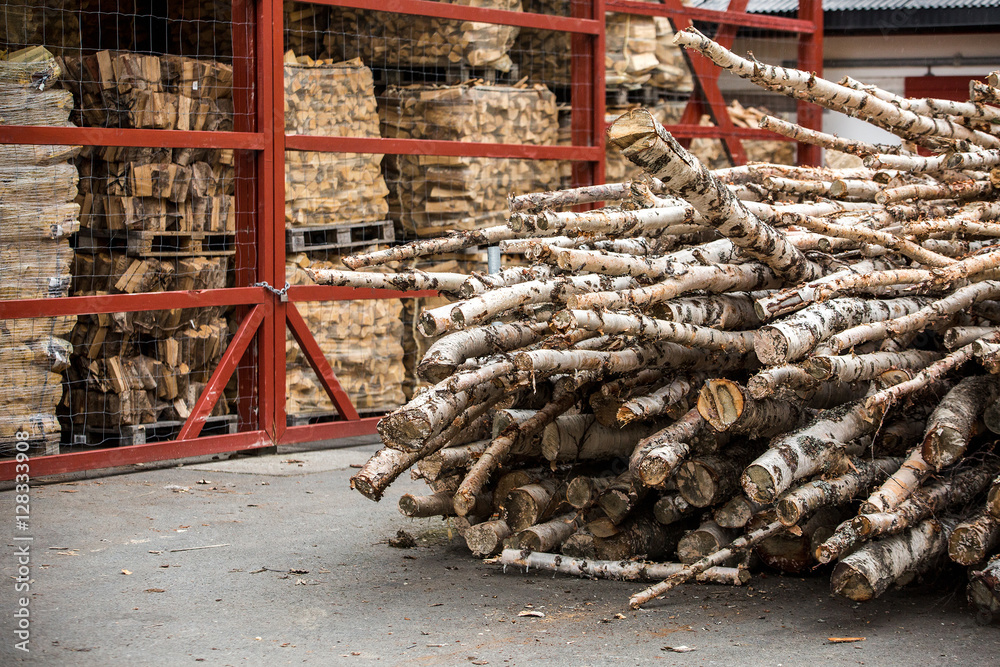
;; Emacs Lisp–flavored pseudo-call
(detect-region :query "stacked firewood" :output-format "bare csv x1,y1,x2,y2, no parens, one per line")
57,50,233,131
283,52,389,228
53,51,237,437
0,47,79,456
314,30,1000,617
381,82,561,237
513,0,691,92
326,0,521,73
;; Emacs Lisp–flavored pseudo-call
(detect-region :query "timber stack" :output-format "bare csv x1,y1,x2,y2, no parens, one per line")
281,52,404,420
0,47,79,456
381,81,561,237
326,0,521,77
513,0,691,95
311,30,1000,619
61,50,236,443
283,52,390,237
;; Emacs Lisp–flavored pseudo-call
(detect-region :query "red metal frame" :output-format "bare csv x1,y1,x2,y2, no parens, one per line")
605,0,824,166
0,0,823,480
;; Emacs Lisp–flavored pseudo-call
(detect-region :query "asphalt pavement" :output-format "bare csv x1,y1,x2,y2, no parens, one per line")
2,438,999,666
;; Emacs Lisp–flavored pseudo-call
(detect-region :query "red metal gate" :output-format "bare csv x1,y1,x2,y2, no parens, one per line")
0,0,822,481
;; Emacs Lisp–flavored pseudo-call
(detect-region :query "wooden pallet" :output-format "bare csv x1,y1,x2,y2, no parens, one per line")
376,63,520,87
286,220,393,252
79,414,238,448
76,229,236,257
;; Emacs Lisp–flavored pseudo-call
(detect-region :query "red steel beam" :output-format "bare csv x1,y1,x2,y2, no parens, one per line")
282,417,381,445
605,0,815,33
654,0,747,165
268,0,289,444
0,431,272,481
232,0,261,434
0,126,265,150
797,0,824,166
287,285,438,302
285,303,361,421
284,135,602,161
673,0,747,153
177,303,267,441
305,0,600,33
0,287,266,320
570,0,605,192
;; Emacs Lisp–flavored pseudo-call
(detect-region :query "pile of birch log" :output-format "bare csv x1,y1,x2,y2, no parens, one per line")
314,29,1000,618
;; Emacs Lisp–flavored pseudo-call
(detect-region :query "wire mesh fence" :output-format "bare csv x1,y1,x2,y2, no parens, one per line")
0,0,815,464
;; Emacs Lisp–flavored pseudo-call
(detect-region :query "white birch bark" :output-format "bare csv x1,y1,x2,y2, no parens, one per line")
804,350,942,383
343,225,514,269
494,549,749,585
776,457,904,527
608,108,824,283
830,518,954,601
674,29,1000,150
755,297,929,365
555,309,755,353
742,400,876,503
306,268,469,293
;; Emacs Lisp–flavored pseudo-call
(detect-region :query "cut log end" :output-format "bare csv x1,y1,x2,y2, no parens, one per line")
676,460,718,507
697,378,745,431
742,464,778,504
607,109,657,151
830,561,877,602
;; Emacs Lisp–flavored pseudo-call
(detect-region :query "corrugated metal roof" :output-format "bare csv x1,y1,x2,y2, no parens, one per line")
688,0,1000,13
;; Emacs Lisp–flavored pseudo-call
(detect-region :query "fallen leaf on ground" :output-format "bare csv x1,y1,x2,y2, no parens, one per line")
144,588,165,593
121,569,132,575
663,646,695,653
518,610,545,618
828,637,866,643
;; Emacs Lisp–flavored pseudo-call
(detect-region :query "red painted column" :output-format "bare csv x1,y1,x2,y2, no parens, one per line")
797,0,824,166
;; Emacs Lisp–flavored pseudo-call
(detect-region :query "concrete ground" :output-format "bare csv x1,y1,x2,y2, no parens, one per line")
2,439,999,666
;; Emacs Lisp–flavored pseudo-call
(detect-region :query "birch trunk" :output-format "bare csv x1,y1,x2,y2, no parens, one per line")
608,108,823,283
776,457,904,526
949,509,1000,566
515,513,583,552
742,400,876,503
697,378,814,438
465,519,512,557
677,444,759,508
494,549,749,585
830,518,954,602
755,297,929,365
921,374,1000,470
417,321,550,383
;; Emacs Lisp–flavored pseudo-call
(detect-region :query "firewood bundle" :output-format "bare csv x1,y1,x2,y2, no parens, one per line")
57,50,234,131
0,48,79,455
513,0,691,92
65,255,232,432
381,82,561,237
283,53,389,228
319,30,1000,615
325,0,521,72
